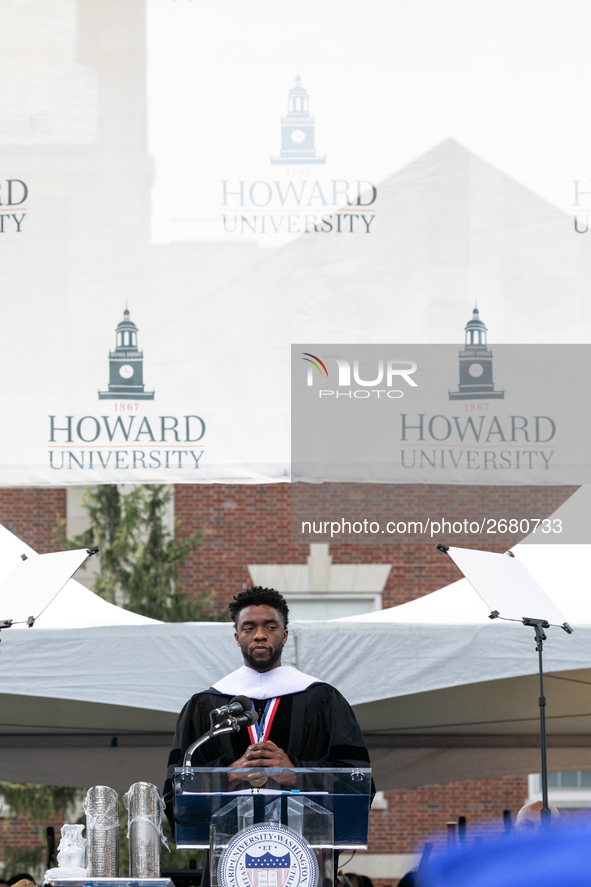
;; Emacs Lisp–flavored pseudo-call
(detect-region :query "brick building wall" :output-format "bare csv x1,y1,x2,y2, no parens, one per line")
358,776,531,886
0,488,66,554
0,812,65,880
367,777,529,853
174,483,576,609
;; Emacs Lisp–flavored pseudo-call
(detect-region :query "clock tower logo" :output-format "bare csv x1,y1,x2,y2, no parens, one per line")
449,308,504,400
270,75,326,165
98,307,155,400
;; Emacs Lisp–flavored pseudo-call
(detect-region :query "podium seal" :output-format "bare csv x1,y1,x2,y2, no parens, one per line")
218,824,318,887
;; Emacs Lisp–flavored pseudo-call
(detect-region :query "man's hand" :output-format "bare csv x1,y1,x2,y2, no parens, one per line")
231,740,294,769
228,741,297,789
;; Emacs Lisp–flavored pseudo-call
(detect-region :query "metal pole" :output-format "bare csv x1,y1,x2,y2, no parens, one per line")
522,618,552,829
183,722,240,767
538,639,551,829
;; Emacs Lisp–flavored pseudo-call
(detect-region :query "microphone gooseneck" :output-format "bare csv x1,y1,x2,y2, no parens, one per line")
184,703,259,766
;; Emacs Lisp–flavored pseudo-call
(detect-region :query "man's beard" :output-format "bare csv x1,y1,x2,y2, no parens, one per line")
243,642,283,672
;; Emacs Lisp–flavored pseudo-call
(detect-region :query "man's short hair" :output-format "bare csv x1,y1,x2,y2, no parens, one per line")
229,586,289,627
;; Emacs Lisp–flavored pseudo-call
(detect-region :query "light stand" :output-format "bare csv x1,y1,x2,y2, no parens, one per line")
489,612,572,828
437,543,573,830
522,618,551,825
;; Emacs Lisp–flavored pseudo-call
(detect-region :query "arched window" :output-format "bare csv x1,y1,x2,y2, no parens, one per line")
467,328,486,345
117,331,123,347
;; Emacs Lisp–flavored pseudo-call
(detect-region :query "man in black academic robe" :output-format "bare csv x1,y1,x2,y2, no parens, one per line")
163,586,372,828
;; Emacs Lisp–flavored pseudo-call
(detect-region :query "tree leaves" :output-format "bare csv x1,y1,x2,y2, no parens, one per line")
59,484,213,622
0,783,79,824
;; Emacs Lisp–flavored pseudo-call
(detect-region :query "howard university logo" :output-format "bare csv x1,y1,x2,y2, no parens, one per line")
218,825,318,887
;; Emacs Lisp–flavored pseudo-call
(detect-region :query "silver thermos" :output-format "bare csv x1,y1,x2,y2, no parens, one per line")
83,785,119,877
125,781,163,877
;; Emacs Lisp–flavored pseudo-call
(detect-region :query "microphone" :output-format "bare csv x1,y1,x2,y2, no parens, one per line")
235,710,258,727
212,694,251,717
211,710,258,735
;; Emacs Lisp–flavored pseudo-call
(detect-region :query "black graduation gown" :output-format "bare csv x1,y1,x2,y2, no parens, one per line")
163,681,372,830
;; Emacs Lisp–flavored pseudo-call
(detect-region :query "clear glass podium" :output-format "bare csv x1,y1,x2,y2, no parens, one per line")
173,768,372,887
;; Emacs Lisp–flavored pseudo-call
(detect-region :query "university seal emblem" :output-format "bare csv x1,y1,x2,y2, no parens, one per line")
218,824,318,887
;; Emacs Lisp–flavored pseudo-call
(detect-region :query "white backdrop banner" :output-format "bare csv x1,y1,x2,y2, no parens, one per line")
0,0,590,484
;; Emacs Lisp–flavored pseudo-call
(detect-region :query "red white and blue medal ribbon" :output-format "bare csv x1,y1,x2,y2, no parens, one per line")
248,697,280,744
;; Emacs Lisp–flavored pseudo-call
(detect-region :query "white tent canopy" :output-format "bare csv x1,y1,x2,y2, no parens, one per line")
1,524,590,792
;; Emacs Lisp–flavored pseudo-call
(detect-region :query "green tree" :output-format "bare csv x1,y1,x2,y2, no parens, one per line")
60,484,211,621
0,783,82,880
0,784,80,824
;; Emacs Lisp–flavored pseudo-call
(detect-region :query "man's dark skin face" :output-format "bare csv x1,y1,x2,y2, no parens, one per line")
230,604,294,770
235,603,288,672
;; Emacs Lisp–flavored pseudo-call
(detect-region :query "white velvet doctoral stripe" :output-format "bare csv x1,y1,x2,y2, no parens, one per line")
212,664,322,699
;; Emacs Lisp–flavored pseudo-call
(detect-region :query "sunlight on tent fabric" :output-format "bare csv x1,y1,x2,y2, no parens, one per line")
334,544,591,627
0,524,159,628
